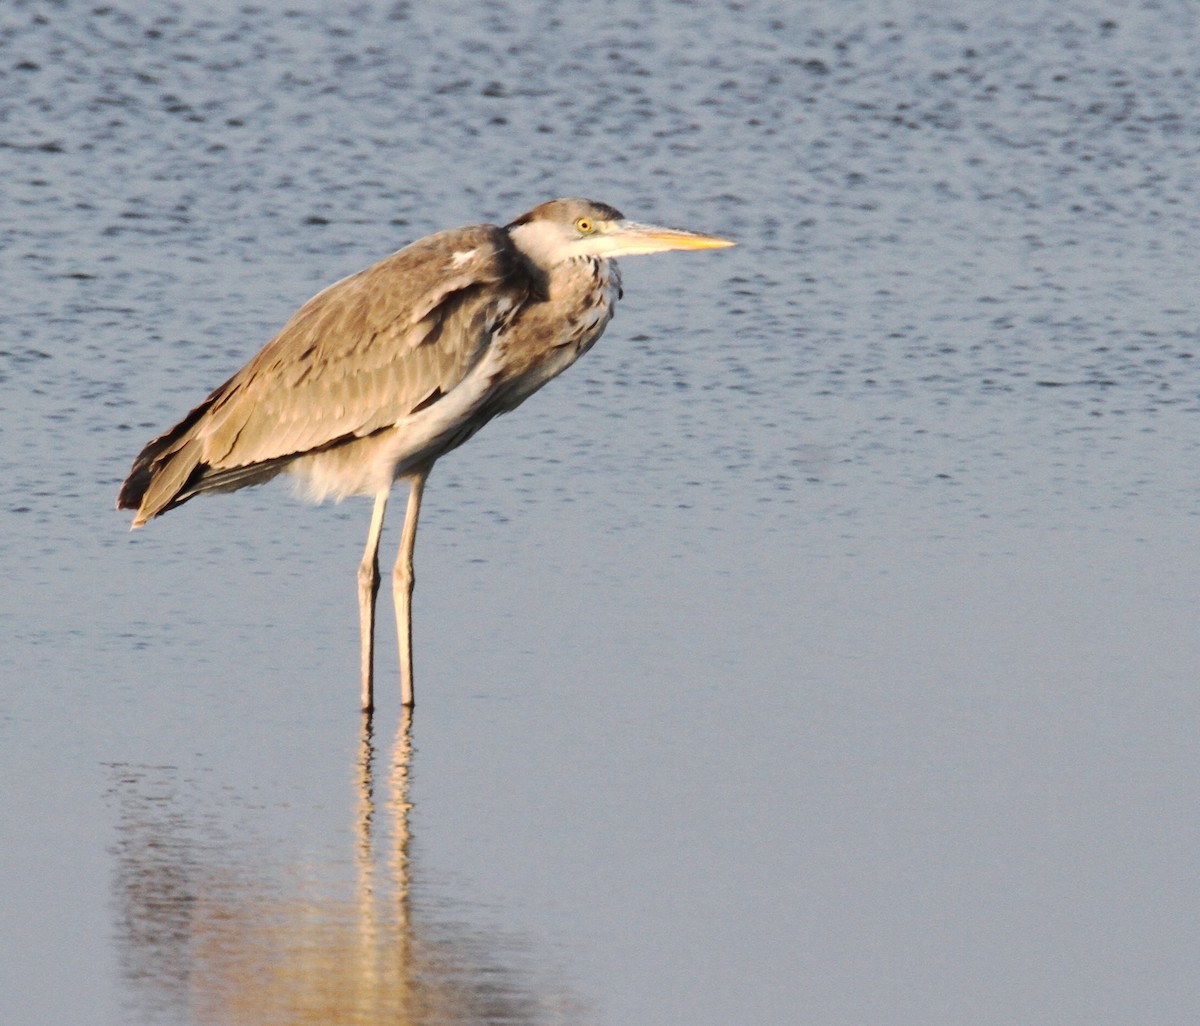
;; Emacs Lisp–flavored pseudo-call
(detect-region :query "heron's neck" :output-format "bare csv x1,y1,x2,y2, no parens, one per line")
542,255,620,305
507,219,583,271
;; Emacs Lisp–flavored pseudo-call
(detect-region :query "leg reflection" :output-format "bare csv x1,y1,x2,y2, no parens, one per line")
355,708,415,1012
109,707,585,1025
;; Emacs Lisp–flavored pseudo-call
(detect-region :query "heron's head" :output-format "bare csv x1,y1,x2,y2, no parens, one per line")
506,198,734,268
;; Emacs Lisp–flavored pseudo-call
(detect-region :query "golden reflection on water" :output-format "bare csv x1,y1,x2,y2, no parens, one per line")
108,713,583,1025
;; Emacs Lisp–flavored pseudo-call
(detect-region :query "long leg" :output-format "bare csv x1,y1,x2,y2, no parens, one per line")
358,489,390,712
393,470,428,708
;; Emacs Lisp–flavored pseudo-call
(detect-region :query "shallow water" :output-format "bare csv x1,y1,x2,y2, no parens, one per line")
3,1,1200,1024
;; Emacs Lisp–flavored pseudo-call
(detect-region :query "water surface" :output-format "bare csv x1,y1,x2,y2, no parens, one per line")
3,2,1199,1024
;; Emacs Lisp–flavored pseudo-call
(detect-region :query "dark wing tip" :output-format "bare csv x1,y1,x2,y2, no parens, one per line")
117,463,149,511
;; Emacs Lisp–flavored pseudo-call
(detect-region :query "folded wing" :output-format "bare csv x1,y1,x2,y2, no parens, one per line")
119,224,531,525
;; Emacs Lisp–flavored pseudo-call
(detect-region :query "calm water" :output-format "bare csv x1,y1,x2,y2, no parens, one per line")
3,1,1200,1023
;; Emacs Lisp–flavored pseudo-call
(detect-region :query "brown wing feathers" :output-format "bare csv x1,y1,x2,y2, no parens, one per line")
119,224,529,525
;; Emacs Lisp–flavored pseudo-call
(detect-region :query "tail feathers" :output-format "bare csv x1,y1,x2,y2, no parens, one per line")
119,435,206,527
119,381,232,525
117,384,283,530
119,432,295,527
118,367,305,526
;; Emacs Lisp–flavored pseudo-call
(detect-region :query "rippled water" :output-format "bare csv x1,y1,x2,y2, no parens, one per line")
3,2,1200,1024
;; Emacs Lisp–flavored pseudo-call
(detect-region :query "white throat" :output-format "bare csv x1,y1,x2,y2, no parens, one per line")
507,218,579,269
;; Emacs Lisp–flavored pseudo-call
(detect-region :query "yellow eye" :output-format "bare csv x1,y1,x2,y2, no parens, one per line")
574,217,594,234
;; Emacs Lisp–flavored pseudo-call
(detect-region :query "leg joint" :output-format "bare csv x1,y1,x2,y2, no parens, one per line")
358,557,380,589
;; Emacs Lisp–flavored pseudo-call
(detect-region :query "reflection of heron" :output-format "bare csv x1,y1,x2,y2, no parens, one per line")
355,710,414,1004
118,198,734,710
108,716,587,1024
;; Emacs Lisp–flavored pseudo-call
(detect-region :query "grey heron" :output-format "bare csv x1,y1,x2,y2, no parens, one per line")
118,198,734,711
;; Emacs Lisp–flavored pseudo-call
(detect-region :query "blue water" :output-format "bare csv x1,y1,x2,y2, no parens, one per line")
3,1,1199,1024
